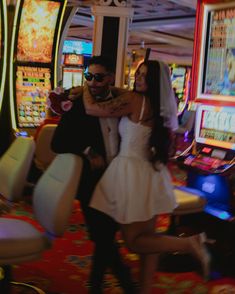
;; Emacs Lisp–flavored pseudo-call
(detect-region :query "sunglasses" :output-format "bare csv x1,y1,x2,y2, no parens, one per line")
84,72,110,82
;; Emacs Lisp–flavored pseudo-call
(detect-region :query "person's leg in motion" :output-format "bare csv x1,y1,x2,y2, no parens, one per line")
88,208,135,293
121,216,210,280
139,253,159,294
138,217,160,294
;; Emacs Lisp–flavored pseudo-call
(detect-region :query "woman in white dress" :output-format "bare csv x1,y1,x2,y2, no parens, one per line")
84,60,210,293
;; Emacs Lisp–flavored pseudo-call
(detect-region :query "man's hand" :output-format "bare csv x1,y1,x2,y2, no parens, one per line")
88,154,106,171
84,147,106,170
68,86,83,101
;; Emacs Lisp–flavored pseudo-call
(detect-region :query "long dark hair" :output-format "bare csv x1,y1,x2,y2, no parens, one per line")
134,60,172,165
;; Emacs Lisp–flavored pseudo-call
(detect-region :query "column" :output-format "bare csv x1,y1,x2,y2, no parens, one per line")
91,0,134,87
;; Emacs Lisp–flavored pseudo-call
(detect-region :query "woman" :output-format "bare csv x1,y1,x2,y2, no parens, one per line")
84,60,210,294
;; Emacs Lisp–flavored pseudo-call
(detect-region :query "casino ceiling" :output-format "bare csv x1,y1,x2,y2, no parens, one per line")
66,0,197,65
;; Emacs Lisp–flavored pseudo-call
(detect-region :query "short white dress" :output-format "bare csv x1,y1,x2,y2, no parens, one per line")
90,97,177,224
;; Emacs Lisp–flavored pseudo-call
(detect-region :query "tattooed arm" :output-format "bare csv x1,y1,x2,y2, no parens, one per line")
83,83,140,117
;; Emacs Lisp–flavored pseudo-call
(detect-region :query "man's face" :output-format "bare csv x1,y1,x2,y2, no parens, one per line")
85,64,114,98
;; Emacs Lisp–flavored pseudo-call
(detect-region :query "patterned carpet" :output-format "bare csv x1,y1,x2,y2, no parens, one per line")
1,199,234,294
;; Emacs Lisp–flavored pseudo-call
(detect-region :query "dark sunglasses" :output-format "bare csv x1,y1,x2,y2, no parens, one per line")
84,72,110,82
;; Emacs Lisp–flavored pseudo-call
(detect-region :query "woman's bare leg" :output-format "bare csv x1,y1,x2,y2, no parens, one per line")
121,216,210,280
121,217,199,254
139,253,159,294
138,217,160,294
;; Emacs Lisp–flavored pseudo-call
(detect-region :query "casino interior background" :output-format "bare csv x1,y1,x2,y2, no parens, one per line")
0,0,235,293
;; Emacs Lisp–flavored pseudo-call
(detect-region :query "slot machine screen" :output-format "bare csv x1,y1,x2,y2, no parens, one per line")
16,0,60,63
195,105,235,150
16,66,51,127
171,66,186,97
197,2,235,102
62,68,83,89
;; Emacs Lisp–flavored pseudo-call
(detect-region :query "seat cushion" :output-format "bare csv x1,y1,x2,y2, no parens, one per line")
0,218,51,262
173,187,207,215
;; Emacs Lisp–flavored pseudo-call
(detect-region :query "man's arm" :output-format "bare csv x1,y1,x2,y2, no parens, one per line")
83,83,140,117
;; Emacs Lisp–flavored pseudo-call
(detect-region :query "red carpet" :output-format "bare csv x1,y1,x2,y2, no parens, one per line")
2,200,235,293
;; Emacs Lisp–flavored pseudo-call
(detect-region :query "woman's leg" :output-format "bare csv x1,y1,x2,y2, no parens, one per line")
139,253,159,294
138,217,160,294
120,216,210,279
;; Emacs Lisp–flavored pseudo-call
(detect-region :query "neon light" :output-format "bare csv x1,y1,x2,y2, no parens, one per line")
0,0,7,112
204,205,232,220
9,0,21,131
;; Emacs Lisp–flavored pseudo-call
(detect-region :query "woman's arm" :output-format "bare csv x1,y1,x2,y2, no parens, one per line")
83,83,139,117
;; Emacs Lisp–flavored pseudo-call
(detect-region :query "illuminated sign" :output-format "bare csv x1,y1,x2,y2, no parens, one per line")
16,0,60,63
63,40,92,55
195,105,235,150
16,66,51,127
64,54,84,66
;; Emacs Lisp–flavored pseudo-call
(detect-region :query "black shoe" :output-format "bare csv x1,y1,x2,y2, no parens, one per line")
114,264,136,294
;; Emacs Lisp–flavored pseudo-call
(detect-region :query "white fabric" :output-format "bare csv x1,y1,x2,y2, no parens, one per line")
90,116,177,224
98,90,120,164
159,61,179,131
99,118,119,164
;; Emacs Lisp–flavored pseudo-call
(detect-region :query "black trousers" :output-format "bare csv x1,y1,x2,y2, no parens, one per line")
77,159,134,293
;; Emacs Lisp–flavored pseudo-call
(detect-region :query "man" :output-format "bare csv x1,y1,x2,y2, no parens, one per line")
51,56,135,294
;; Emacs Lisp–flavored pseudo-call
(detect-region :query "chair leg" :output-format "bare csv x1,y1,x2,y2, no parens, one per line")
0,265,45,294
11,281,46,294
0,265,12,294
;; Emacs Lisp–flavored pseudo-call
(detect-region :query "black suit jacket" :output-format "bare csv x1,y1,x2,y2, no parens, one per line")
51,97,106,159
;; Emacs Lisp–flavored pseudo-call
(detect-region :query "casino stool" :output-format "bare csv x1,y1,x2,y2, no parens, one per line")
0,153,83,293
0,136,35,204
34,124,57,172
171,186,207,235
28,124,57,185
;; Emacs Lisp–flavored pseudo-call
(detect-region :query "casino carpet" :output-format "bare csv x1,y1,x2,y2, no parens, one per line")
1,199,235,294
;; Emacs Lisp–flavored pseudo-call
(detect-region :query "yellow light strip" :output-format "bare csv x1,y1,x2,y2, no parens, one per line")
203,138,235,150
0,0,8,112
9,0,21,131
54,0,67,87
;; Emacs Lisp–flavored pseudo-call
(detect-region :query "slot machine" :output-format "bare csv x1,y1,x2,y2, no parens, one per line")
0,0,7,111
170,65,191,116
62,53,84,89
176,0,235,221
9,0,67,135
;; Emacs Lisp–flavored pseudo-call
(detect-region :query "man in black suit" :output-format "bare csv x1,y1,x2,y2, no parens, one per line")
51,56,134,294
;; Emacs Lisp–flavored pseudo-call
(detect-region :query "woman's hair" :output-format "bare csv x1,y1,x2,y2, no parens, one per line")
134,60,172,165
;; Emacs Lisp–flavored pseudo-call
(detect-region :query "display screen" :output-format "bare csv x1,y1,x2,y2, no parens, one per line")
16,65,51,127
63,40,92,55
195,105,235,150
171,66,186,97
16,0,61,63
201,4,235,98
63,54,84,66
62,68,83,89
